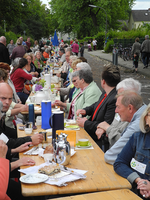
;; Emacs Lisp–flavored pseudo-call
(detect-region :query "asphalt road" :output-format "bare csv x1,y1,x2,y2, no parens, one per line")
84,51,150,105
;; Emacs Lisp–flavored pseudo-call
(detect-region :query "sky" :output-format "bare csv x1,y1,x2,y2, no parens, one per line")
41,0,150,10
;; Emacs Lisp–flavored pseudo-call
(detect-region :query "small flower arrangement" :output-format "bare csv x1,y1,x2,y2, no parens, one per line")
35,79,46,92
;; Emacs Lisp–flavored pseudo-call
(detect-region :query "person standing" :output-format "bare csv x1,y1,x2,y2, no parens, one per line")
11,38,26,61
141,35,150,69
92,38,97,51
80,43,84,57
25,37,31,52
131,37,141,73
7,40,16,56
71,40,79,56
0,36,11,65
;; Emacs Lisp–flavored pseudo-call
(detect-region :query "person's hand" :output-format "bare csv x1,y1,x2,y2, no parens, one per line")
20,104,28,112
76,117,87,128
12,142,32,153
23,87,30,94
31,133,43,146
76,109,86,116
36,77,41,81
96,128,105,139
55,100,62,106
16,157,35,167
30,72,35,76
17,99,22,104
55,87,60,92
137,179,150,198
97,121,110,131
0,140,8,158
56,73,61,77
34,71,39,77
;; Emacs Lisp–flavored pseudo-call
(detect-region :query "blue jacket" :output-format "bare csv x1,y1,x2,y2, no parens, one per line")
114,130,150,184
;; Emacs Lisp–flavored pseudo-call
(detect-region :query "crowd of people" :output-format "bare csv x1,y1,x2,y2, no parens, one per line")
0,34,150,200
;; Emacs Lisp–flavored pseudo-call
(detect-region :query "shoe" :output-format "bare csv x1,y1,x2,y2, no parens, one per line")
146,65,148,68
135,71,138,73
143,66,146,69
132,69,135,73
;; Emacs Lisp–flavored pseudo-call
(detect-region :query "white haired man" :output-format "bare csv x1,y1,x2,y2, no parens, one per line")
96,78,142,148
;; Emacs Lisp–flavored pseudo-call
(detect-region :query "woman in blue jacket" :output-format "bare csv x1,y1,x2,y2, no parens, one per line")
114,104,150,199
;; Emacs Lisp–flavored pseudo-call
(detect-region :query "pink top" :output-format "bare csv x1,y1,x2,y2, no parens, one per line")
0,158,11,200
10,68,32,92
71,43,79,53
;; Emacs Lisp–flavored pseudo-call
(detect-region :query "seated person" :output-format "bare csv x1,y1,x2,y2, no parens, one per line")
0,83,43,149
0,140,10,200
105,91,146,165
58,48,66,65
10,58,33,104
96,78,141,148
34,51,46,74
55,69,101,119
114,104,150,199
43,48,51,63
76,63,120,148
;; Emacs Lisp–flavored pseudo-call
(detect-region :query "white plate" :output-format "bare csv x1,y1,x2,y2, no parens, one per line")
65,119,76,125
20,173,48,184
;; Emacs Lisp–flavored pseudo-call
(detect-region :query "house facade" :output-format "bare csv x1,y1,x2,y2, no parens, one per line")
129,10,150,30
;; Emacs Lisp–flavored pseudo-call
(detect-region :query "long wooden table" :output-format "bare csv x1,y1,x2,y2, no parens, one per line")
50,189,142,200
18,126,131,197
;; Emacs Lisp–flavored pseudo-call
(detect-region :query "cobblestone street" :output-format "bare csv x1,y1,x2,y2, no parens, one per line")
84,51,150,105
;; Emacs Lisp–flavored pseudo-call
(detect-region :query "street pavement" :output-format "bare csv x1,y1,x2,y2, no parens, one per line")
85,49,150,78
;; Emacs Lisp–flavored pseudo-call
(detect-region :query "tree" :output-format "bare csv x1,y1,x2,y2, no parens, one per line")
50,0,135,38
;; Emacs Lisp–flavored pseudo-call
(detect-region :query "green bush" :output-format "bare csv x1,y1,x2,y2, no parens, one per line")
5,31,18,45
104,39,114,53
0,27,5,36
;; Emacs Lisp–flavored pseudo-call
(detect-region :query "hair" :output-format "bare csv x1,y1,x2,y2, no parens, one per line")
102,63,120,87
0,36,6,43
34,40,38,45
35,51,41,57
116,78,141,95
12,57,21,68
135,37,139,42
71,70,79,80
78,57,87,62
0,68,8,82
116,91,143,111
11,58,28,75
76,62,91,71
59,48,65,54
140,104,150,133
0,62,11,72
66,47,72,54
145,35,149,39
23,53,32,60
71,59,82,69
16,38,22,45
69,55,78,62
78,69,93,84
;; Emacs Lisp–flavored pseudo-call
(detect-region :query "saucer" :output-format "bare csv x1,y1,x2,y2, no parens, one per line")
76,142,92,148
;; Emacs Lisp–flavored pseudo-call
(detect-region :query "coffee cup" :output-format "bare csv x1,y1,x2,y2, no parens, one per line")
25,122,33,134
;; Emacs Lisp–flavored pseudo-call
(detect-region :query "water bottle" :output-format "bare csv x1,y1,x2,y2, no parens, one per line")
50,67,53,77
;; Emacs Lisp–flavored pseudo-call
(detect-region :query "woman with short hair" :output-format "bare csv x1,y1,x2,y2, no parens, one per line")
55,69,102,119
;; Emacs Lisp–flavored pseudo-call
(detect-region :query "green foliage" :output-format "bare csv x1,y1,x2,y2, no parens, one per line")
50,0,135,38
5,31,18,45
104,39,114,53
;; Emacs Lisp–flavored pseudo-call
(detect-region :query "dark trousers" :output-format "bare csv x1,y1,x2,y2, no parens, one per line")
142,52,150,67
17,92,29,104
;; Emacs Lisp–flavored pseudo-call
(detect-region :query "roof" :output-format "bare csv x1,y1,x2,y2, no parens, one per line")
132,10,150,22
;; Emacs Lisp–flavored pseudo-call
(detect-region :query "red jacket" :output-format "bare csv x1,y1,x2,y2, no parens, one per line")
10,68,32,92
0,158,10,200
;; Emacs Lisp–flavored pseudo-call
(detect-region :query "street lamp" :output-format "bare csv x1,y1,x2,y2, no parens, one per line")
89,4,107,46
